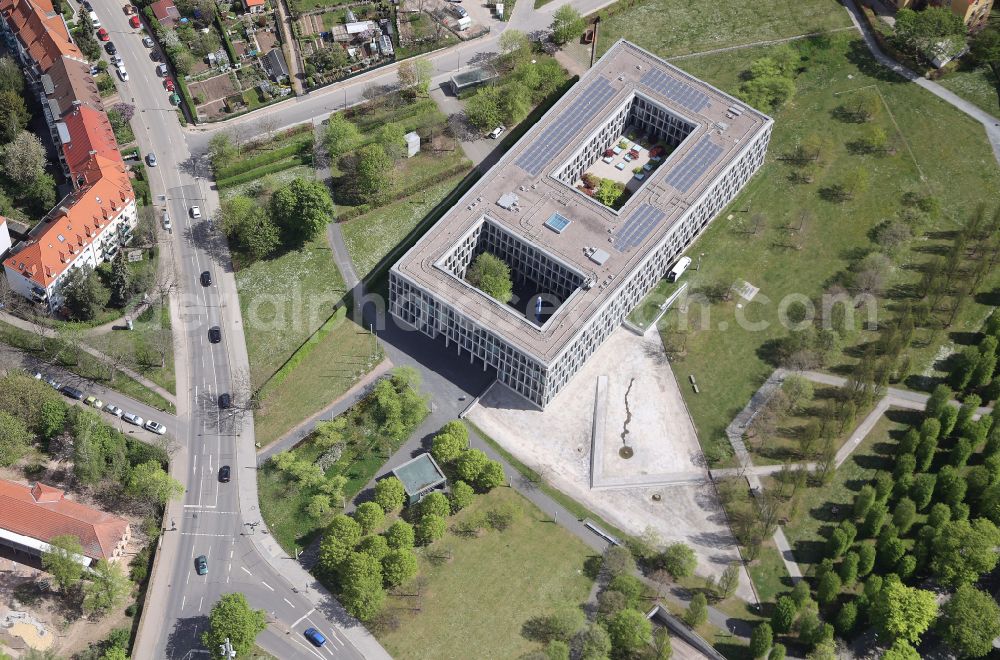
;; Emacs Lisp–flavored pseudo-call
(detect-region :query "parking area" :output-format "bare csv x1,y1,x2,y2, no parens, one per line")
467,328,754,601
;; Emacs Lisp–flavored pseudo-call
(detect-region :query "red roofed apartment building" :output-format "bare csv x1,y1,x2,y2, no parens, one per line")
0,0,136,311
0,479,131,566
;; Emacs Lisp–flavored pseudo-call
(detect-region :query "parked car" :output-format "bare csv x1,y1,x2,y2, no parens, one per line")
84,396,104,410
218,393,231,409
144,420,166,434
156,63,168,76
163,79,175,92
122,412,143,426
142,36,154,48
45,376,60,389
161,210,171,230
208,326,221,343
190,205,201,219
304,629,326,648
110,54,123,67
117,67,129,82
60,386,84,400
104,404,123,417
146,152,157,167
195,555,208,575
488,125,505,139
33,371,42,380
105,42,116,55
129,15,140,28
200,271,212,286
82,0,92,9
97,27,109,41
218,465,231,483
88,11,100,28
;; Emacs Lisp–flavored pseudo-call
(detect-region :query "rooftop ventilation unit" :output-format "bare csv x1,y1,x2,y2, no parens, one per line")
496,192,519,210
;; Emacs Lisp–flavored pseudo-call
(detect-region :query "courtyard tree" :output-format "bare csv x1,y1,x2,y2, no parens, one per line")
373,476,406,513
595,178,625,207
83,560,132,616
940,584,1000,658
201,593,267,658
466,252,513,303
41,534,85,592
0,89,29,143
0,55,24,95
550,6,585,45
2,131,46,184
270,177,335,247
62,266,109,321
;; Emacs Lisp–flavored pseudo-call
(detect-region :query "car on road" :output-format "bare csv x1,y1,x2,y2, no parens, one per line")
144,420,166,434
218,393,231,409
218,465,230,482
97,27,109,41
161,210,171,230
84,396,104,410
60,386,85,400
142,35,154,48
190,205,201,219
195,555,208,575
146,152,157,167
129,14,140,28
105,404,123,418
105,41,117,55
117,66,129,82
122,412,144,426
200,271,212,286
304,629,326,647
488,125,505,139
208,326,221,343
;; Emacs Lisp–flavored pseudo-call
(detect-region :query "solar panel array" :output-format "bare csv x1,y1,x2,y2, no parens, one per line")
639,69,711,113
515,77,616,176
613,204,666,251
663,137,724,193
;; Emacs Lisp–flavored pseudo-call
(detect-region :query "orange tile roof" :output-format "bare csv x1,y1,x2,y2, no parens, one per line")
0,479,129,561
244,0,266,7
0,0,83,72
62,104,120,176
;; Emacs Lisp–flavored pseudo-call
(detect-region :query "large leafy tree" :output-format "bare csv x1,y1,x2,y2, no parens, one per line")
0,410,32,467
41,534,85,592
373,476,406,513
201,593,266,658
971,28,1000,79
550,6,585,45
269,177,335,247
317,514,362,578
62,266,109,321
127,460,184,505
340,552,385,620
894,7,966,59
930,518,1000,587
381,548,417,587
2,131,46,184
108,252,131,309
324,114,360,157
219,195,279,261
431,420,469,464
83,560,132,616
940,584,1000,658
465,85,505,130
352,143,394,206
0,56,24,95
0,90,29,143
870,575,937,644
606,608,651,655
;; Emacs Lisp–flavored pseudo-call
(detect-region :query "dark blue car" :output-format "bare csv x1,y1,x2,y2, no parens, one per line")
304,628,326,647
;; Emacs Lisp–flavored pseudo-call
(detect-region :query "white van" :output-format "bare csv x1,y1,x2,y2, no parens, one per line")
667,256,692,282
89,11,101,28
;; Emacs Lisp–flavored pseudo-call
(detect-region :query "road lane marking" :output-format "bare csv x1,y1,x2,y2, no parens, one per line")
179,532,229,537
181,595,186,610
198,596,203,612
261,581,274,591
241,566,252,576
283,598,294,608
285,634,325,660
290,608,314,628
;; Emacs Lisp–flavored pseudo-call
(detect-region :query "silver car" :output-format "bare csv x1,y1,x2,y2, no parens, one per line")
122,412,144,426
104,404,124,418
144,420,166,435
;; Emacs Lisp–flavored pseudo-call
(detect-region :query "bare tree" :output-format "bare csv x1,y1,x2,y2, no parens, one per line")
256,115,279,143
104,342,131,384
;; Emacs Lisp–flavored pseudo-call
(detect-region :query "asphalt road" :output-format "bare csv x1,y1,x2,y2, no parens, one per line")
84,1,366,657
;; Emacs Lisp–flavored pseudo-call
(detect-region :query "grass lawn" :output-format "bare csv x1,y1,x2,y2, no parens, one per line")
219,164,314,201
0,321,175,413
638,33,1000,464
377,487,596,659
747,541,792,605
83,303,175,395
780,411,911,570
258,379,421,551
253,317,383,447
342,174,468,279
627,278,680,331
596,0,851,59
236,234,347,388
937,63,1000,131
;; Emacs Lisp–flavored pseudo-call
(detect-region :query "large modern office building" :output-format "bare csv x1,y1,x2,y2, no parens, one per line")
390,39,773,407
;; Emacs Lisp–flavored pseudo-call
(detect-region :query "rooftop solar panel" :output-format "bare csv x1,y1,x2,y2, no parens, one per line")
663,137,724,193
613,204,666,251
639,69,710,113
515,77,616,176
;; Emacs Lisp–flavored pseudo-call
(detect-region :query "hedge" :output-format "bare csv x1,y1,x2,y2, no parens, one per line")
214,137,313,180
258,306,347,399
215,156,309,190
215,11,239,67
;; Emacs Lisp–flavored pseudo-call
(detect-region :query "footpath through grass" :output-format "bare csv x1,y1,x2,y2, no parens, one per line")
937,63,1000,122
83,303,175,396
644,33,1000,463
595,0,851,59
377,487,596,659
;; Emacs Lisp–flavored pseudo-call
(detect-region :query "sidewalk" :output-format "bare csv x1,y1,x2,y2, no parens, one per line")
0,310,177,407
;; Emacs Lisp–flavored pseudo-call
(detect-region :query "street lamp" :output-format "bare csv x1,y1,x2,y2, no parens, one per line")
696,252,705,271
